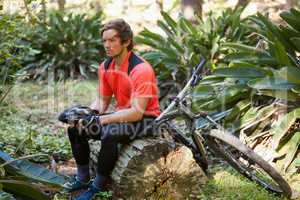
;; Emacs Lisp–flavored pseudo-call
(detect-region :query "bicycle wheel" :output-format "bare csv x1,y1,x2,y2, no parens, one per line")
205,129,293,198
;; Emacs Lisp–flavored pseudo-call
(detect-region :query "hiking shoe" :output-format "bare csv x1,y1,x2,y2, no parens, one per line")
63,175,90,192
73,183,102,200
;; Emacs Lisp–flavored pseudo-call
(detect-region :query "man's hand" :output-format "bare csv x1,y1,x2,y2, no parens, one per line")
77,115,102,136
58,105,99,125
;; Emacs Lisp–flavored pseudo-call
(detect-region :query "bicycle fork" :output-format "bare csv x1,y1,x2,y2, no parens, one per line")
165,121,208,171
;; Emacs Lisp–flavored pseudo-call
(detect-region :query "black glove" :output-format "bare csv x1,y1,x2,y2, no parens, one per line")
58,105,99,125
80,115,102,136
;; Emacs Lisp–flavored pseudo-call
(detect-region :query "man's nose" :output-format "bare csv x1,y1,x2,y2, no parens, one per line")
104,41,110,48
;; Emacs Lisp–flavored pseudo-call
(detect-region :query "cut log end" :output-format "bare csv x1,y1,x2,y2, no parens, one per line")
89,138,207,199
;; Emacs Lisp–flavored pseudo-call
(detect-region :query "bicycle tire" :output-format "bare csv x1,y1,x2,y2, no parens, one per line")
205,129,292,198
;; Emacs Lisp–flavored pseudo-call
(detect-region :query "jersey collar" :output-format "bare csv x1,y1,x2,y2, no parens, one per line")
111,51,132,73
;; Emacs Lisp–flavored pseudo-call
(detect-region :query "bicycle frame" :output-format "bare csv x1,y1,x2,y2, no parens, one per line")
149,58,214,169
148,58,235,170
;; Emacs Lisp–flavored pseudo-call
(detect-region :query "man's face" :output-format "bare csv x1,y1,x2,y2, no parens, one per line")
102,29,128,57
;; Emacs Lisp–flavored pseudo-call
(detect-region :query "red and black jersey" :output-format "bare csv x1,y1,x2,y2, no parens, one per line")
98,51,160,117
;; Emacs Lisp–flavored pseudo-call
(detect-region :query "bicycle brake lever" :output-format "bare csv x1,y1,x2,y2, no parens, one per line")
191,75,202,87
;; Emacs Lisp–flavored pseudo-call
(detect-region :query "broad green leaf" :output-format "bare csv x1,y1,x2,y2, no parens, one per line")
0,180,50,200
167,37,184,54
290,8,300,18
215,66,269,79
292,88,300,94
282,152,300,174
290,37,300,52
193,85,215,99
0,189,15,200
280,10,300,33
157,20,174,37
179,17,198,36
228,61,263,68
232,106,257,129
155,46,179,58
280,25,300,51
293,155,300,167
279,132,300,171
142,51,163,66
276,66,300,85
250,118,272,137
224,99,251,123
134,36,158,48
199,76,225,85
272,38,292,67
199,85,249,111
232,104,277,131
139,29,165,44
0,151,68,188
222,42,266,53
162,57,181,66
248,76,298,90
271,108,300,148
257,12,294,51
161,11,177,34
280,24,299,38
210,35,220,59
259,89,300,101
225,52,277,65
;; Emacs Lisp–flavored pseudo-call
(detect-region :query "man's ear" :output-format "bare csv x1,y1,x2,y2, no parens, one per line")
123,39,131,48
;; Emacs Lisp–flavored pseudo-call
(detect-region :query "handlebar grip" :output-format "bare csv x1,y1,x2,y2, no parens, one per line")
194,58,207,75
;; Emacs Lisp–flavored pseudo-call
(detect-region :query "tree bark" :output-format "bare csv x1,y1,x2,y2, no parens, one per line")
156,0,163,11
41,0,46,23
285,0,294,10
89,138,207,199
57,0,66,11
0,0,3,14
234,0,250,11
181,0,203,22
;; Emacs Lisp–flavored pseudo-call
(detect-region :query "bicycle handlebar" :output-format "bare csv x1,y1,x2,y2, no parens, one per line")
193,58,206,76
156,58,207,121
191,58,206,87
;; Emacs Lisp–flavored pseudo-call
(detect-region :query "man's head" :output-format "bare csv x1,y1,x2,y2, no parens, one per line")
101,19,133,57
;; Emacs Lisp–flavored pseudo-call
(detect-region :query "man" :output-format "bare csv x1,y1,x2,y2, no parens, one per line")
64,19,161,200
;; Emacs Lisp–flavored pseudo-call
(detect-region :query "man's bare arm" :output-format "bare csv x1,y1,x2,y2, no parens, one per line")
99,97,149,125
89,95,112,114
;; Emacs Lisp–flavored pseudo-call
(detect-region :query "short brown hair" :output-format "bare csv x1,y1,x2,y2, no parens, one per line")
101,19,134,51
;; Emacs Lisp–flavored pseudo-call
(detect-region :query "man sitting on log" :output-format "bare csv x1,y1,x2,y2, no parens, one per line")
62,19,161,200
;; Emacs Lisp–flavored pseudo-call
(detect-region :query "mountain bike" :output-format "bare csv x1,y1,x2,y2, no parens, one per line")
147,59,295,199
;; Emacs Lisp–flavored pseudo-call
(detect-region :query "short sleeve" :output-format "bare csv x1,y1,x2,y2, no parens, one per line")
130,64,156,98
98,63,113,97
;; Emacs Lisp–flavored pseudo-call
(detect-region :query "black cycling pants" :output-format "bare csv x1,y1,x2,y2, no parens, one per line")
67,116,155,176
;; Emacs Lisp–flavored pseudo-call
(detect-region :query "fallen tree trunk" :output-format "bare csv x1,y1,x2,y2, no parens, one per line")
89,138,207,199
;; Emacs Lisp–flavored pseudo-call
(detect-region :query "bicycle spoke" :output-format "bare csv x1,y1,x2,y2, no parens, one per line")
208,136,288,195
